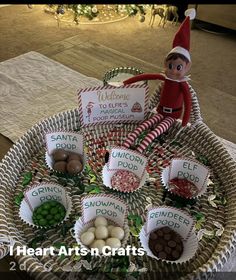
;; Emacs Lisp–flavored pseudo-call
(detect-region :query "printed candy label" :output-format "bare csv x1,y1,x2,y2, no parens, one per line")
82,194,128,227
169,158,210,191
78,84,148,126
45,131,84,155
107,146,148,179
24,183,69,211
145,206,194,240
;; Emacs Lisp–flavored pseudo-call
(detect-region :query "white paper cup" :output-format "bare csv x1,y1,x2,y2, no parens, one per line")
19,182,72,229
102,164,147,193
45,150,86,175
161,166,208,199
73,217,130,257
139,225,198,264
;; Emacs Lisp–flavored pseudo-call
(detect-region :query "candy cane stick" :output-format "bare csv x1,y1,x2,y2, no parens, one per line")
123,114,164,148
137,117,175,153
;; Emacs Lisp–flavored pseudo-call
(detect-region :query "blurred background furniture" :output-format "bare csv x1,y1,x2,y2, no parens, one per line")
190,4,236,32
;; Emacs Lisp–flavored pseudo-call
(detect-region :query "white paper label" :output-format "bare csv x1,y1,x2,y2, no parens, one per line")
78,85,148,125
169,158,209,191
82,194,127,227
24,183,68,211
146,207,194,240
45,131,84,155
107,147,148,179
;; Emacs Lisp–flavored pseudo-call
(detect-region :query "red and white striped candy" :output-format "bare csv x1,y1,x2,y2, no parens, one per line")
111,170,140,192
137,117,175,153
168,178,199,198
123,114,164,148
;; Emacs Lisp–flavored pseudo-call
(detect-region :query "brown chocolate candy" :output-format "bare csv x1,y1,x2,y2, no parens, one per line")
148,226,183,261
51,149,84,174
67,159,83,175
53,161,67,173
67,152,83,163
52,149,68,162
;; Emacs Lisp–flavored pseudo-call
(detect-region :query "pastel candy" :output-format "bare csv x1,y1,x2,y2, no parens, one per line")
90,239,106,254
107,225,114,236
106,238,121,249
95,226,108,239
87,227,96,233
94,216,108,227
80,231,95,246
110,227,125,240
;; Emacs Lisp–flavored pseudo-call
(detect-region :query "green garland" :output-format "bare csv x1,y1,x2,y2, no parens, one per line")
46,4,148,24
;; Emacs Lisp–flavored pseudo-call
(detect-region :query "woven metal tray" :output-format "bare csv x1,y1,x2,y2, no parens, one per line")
0,94,236,279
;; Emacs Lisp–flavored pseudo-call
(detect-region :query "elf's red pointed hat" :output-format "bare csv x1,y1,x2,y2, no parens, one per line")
167,8,196,62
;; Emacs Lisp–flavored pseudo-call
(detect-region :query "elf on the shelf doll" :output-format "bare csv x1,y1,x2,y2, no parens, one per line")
122,9,196,153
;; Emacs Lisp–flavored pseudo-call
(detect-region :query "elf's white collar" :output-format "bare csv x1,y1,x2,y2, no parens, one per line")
162,73,191,82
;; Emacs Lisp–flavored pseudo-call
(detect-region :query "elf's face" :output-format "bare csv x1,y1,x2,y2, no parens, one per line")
164,57,191,80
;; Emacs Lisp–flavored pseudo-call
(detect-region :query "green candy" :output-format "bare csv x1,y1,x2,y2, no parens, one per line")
39,219,47,226
32,200,66,227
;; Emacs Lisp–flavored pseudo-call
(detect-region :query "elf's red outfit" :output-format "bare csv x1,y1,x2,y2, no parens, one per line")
124,73,192,127
122,8,196,153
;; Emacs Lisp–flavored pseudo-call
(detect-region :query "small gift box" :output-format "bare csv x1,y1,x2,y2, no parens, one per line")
139,206,198,264
19,182,72,229
73,194,129,256
161,157,210,199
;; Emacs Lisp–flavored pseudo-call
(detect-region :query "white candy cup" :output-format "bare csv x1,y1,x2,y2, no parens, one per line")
102,164,147,193
139,224,198,264
45,151,87,175
19,183,72,229
73,218,129,256
161,166,208,199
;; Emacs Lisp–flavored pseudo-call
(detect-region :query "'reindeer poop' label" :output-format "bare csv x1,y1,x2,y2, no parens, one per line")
45,131,84,155
107,146,148,179
145,206,194,240
78,84,148,126
169,158,210,192
82,194,128,227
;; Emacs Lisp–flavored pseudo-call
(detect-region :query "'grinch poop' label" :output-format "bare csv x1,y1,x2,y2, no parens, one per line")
24,183,68,210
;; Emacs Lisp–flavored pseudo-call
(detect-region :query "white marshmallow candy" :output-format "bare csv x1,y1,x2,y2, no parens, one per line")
106,238,121,249
110,227,125,240
94,216,108,227
95,225,108,239
80,231,95,246
90,239,106,254
87,227,96,233
107,225,114,236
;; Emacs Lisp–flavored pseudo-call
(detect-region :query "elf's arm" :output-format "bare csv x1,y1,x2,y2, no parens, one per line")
181,82,192,126
123,73,166,85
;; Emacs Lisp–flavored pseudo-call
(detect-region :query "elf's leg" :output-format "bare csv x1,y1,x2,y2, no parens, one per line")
136,117,175,153
123,114,164,148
